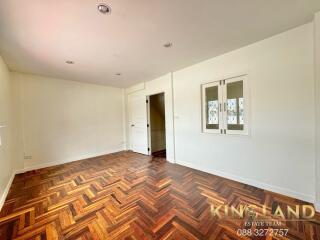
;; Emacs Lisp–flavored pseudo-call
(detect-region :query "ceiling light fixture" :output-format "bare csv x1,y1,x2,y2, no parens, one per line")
163,42,173,48
66,60,74,64
98,4,111,14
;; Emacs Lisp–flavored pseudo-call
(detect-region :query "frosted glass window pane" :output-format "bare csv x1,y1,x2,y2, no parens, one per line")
239,97,244,125
205,86,219,129
227,99,237,124
226,81,244,130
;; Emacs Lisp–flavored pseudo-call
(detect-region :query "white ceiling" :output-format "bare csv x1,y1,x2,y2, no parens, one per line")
0,0,319,87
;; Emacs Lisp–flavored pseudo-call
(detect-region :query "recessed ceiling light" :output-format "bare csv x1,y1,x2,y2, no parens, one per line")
98,4,111,14
163,42,173,48
66,60,74,64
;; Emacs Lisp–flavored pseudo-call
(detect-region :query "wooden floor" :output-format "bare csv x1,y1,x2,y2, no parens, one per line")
0,151,319,240
151,150,166,158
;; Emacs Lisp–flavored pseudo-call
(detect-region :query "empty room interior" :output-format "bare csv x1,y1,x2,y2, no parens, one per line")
1,1,320,239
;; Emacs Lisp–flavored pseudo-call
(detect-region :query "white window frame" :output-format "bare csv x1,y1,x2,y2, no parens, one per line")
201,81,222,134
202,75,249,135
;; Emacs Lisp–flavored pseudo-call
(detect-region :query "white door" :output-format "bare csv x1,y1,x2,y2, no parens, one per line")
129,94,149,155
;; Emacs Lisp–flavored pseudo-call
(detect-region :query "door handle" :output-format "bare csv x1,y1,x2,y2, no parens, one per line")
131,124,135,127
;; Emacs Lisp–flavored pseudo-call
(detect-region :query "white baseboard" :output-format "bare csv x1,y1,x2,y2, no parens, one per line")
166,158,175,164
176,160,315,204
0,171,16,211
16,148,125,174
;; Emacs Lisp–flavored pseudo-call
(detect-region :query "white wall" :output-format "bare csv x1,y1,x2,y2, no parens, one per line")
126,74,175,162
315,12,320,212
12,73,125,170
173,23,315,202
126,23,315,203
0,56,18,209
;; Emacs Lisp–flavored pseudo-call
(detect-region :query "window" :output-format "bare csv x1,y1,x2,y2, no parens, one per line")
202,82,221,132
203,82,220,131
202,75,248,135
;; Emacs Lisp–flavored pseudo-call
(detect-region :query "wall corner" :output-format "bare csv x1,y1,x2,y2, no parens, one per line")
314,11,320,209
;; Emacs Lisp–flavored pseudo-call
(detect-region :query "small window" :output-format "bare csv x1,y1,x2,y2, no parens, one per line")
202,75,249,135
202,82,220,133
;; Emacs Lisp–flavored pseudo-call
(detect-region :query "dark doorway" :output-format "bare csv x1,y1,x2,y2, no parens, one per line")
149,93,166,158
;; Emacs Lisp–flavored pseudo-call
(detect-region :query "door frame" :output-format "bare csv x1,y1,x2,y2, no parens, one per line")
128,91,168,156
146,95,151,155
147,92,166,156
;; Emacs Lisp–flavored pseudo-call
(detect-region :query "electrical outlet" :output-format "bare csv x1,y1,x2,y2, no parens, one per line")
24,155,32,160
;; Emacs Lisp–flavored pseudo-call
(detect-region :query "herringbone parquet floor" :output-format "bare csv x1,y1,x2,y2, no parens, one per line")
0,151,319,240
